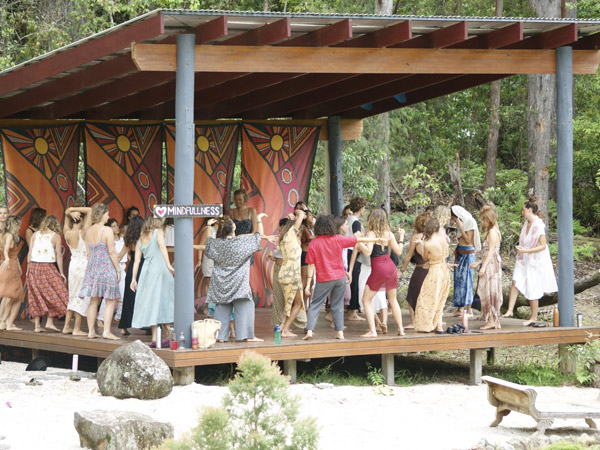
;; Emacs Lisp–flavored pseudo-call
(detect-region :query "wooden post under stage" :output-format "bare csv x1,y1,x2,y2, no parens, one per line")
173,34,196,348
556,46,575,327
327,116,344,216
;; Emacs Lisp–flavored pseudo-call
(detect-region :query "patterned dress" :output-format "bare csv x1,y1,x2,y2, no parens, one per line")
0,243,23,300
272,226,307,329
78,229,121,301
415,251,451,333
131,229,174,328
66,231,90,316
477,231,503,323
453,246,475,307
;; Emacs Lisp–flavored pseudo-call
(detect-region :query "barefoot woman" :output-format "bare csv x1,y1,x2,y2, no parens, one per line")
0,216,24,331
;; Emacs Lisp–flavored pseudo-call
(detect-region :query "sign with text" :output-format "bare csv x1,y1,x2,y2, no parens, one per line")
153,204,222,219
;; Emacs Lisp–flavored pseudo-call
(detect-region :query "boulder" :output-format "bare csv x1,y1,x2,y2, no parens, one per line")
74,410,173,450
97,340,173,399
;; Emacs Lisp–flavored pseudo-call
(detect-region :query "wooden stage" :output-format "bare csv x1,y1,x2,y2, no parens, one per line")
0,309,597,385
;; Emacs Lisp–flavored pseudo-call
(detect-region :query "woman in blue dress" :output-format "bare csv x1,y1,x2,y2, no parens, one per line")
130,216,175,346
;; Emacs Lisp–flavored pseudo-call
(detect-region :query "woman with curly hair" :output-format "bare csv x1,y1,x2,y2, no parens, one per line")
349,208,405,337
27,215,69,333
79,203,121,340
25,207,46,248
0,216,24,331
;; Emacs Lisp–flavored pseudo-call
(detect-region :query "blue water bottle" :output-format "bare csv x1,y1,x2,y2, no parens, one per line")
274,325,281,345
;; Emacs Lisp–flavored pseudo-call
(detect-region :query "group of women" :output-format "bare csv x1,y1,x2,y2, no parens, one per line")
0,191,559,343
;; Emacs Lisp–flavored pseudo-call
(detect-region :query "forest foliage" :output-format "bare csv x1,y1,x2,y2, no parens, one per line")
1,0,600,237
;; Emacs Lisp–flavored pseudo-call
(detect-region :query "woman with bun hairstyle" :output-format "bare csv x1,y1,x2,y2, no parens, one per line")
0,216,24,331
27,215,69,333
470,206,503,330
503,197,557,326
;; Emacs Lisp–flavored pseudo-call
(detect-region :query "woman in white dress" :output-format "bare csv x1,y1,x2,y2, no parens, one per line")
502,197,557,325
62,204,92,335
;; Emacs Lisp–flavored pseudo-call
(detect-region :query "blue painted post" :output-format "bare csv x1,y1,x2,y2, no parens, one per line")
556,46,574,327
327,116,343,216
174,34,195,346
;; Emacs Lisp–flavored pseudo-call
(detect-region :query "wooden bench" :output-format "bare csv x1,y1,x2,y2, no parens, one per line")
482,375,600,436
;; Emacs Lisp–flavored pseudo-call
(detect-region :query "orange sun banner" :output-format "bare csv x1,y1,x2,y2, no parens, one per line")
241,123,320,307
165,123,240,311
84,123,163,224
0,122,81,316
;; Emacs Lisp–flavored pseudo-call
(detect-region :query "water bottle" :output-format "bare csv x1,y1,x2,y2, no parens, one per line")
274,325,281,345
178,331,185,350
156,326,162,349
169,327,177,350
191,326,199,350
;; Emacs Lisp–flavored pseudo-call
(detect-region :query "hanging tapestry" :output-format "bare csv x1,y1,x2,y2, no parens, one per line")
241,123,320,307
0,122,80,317
165,123,239,311
84,123,163,224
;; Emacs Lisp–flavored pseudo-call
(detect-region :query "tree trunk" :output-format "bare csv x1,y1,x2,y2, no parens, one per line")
484,0,503,190
527,0,560,222
374,0,393,214
448,153,465,206
263,0,269,12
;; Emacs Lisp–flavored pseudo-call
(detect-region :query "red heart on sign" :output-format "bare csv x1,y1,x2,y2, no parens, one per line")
154,206,167,218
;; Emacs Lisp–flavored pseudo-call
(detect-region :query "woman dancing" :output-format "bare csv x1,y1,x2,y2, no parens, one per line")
98,218,127,324
502,197,557,326
229,189,258,236
350,208,405,338
414,218,451,333
25,207,46,248
62,204,92,335
27,215,69,333
130,217,175,347
79,203,121,340
204,214,268,342
118,215,144,335
471,206,503,330
400,213,429,329
0,216,24,331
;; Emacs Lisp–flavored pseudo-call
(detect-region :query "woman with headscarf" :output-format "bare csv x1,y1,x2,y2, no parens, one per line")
450,205,481,318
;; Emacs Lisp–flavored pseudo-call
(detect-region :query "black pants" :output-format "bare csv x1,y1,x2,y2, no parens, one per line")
349,260,362,311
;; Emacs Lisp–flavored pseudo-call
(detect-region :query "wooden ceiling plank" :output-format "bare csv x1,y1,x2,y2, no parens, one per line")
505,24,578,49
0,14,164,98
335,21,411,48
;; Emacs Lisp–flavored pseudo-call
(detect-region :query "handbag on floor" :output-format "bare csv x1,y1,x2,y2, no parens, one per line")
191,319,221,349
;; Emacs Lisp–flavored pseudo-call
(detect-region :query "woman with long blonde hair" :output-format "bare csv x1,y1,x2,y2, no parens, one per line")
27,215,69,332
470,205,503,330
349,208,405,337
0,216,24,331
79,203,121,340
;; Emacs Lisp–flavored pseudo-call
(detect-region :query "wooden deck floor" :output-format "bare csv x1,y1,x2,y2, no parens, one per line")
0,309,596,369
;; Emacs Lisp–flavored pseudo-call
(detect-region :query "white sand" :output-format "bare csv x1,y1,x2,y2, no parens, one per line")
0,361,597,450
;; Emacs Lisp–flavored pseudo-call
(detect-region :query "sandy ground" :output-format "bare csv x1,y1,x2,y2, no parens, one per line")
0,361,598,450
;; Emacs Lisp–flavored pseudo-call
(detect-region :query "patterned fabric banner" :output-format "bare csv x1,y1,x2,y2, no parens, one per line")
241,123,320,307
84,123,163,224
165,123,239,311
0,122,80,316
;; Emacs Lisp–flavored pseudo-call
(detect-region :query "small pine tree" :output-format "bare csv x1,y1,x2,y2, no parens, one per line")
161,351,319,450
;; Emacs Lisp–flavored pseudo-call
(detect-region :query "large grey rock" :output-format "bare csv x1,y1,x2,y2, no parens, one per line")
97,340,173,399
74,410,173,450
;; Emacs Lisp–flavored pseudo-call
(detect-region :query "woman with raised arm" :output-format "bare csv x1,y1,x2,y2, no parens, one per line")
415,218,451,333
502,197,557,326
274,209,307,337
205,213,268,342
470,206,503,330
0,205,10,322
79,203,121,340
27,215,69,333
62,203,92,335
130,216,175,347
118,215,144,335
349,208,405,338
229,189,258,236
400,213,429,329
0,216,24,331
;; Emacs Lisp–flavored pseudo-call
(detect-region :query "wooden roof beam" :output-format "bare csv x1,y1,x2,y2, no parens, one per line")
506,24,578,49
264,21,466,119
26,16,229,120
0,14,164,99
92,19,291,120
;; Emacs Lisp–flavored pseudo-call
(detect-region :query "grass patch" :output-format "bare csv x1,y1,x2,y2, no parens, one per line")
487,364,572,386
543,442,600,450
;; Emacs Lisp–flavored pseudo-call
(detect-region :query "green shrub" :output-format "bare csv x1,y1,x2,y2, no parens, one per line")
162,352,320,450
568,335,600,386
